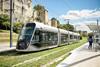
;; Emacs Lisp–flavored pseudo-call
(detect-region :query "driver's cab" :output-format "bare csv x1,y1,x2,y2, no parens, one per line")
16,23,36,50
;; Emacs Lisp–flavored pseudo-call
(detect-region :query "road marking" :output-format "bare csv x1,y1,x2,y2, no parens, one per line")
12,47,68,67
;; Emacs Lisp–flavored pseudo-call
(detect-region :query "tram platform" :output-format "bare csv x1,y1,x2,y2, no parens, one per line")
57,43,100,67
0,42,16,53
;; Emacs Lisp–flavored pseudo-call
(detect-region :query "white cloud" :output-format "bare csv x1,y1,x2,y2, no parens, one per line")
59,9,100,20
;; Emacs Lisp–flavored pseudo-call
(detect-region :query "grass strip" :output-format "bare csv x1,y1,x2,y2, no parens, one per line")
0,37,87,67
14,37,87,67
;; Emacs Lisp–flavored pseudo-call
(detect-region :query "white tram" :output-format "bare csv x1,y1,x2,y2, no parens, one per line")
16,22,80,52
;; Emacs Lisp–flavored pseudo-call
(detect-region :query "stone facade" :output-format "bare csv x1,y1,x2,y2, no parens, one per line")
33,9,48,25
0,0,10,14
0,0,33,23
33,9,58,27
51,18,58,27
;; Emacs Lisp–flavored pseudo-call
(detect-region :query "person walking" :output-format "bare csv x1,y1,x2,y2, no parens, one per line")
88,36,93,49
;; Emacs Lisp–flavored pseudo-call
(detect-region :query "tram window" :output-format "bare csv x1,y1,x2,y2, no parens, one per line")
70,35,73,39
61,34,68,44
41,32,58,44
32,29,58,47
96,39,99,43
96,35,99,38
21,23,35,35
19,23,35,42
32,30,40,41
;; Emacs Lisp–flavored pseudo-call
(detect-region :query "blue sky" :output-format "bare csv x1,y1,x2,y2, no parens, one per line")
32,0,100,24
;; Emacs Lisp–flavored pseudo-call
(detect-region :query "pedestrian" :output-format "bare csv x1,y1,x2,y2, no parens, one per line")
88,36,93,49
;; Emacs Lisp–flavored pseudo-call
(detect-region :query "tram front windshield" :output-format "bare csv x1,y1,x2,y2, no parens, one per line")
19,23,35,42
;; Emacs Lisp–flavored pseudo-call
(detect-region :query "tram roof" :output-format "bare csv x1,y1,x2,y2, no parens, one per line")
31,22,80,36
59,29,69,34
69,31,80,36
34,22,58,33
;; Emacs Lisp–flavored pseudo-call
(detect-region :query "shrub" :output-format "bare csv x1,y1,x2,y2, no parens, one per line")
0,14,10,30
13,22,23,33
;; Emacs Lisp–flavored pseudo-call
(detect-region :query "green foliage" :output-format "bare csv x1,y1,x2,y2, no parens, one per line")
51,17,57,20
88,32,93,37
0,37,86,67
57,20,60,28
33,4,45,11
0,14,23,33
2,21,10,30
59,24,74,31
0,14,9,24
13,22,23,33
0,14,10,30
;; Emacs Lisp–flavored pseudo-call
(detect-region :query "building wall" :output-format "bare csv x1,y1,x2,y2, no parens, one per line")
0,0,10,15
44,10,48,24
48,20,51,26
51,19,57,27
33,10,48,25
0,0,33,23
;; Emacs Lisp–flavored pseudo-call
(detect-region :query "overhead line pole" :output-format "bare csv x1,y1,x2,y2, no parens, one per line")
10,0,13,48
64,19,70,44
97,19,99,33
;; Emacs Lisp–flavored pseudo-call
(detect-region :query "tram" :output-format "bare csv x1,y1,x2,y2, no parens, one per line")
16,22,80,52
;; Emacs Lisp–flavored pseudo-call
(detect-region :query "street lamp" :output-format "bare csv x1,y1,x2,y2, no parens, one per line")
10,0,13,48
64,19,70,44
64,19,70,24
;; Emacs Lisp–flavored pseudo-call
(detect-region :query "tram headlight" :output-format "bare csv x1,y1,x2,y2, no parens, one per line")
17,40,29,49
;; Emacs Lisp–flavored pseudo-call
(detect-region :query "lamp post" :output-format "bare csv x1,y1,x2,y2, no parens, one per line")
97,19,100,33
64,19,70,24
10,0,13,48
64,19,70,44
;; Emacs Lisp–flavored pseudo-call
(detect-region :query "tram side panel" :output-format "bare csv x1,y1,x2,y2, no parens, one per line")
31,30,58,48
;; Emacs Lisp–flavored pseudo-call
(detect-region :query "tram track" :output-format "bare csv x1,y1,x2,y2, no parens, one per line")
0,44,70,67
12,47,70,67
0,38,87,67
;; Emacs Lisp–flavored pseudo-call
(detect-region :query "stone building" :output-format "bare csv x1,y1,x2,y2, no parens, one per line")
51,18,58,27
33,9,48,25
0,0,33,23
33,9,58,27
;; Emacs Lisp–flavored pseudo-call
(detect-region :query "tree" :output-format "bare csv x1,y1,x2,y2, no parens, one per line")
13,22,23,33
88,32,93,37
57,20,60,28
0,14,9,24
51,18,57,20
2,22,10,30
33,4,45,11
0,14,10,30
62,24,74,31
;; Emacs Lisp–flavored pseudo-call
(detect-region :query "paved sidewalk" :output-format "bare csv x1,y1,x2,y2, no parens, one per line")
57,43,100,67
0,42,16,52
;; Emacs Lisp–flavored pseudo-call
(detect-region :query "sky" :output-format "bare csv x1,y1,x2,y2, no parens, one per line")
32,0,100,25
